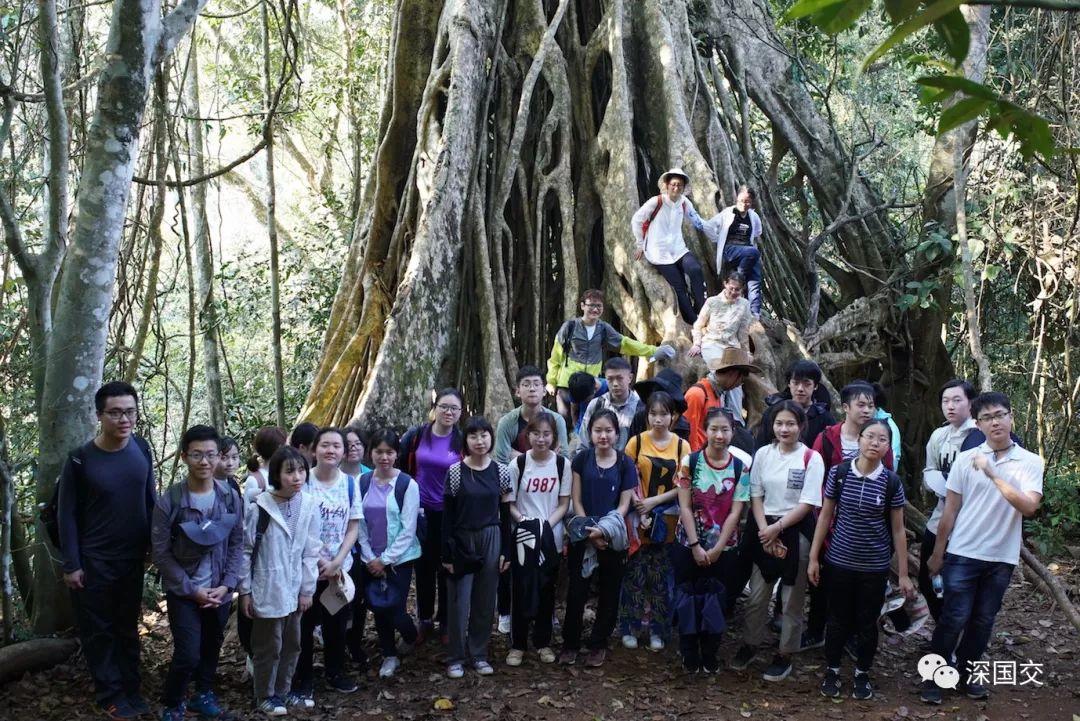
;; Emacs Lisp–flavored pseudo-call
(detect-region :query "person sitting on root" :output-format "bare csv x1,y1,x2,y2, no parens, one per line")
631,168,708,324
689,268,753,364
702,184,765,318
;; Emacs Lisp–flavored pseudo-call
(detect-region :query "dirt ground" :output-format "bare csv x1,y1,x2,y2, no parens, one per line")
4,568,1078,721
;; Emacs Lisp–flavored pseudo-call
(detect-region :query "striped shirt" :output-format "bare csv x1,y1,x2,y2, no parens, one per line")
823,462,906,573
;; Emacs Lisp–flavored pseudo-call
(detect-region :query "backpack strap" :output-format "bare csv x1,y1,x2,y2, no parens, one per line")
394,475,410,511
803,448,813,469
560,319,580,362
555,454,566,481
515,454,527,478
250,505,272,572
821,432,835,469
688,451,699,482
166,482,185,538
831,460,852,512
347,474,356,507
642,194,664,250
358,471,373,499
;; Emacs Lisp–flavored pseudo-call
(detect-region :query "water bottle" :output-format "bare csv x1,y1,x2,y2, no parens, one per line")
931,574,944,599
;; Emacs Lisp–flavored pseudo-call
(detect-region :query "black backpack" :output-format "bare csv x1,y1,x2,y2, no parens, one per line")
40,435,153,550
829,459,903,548
358,471,426,543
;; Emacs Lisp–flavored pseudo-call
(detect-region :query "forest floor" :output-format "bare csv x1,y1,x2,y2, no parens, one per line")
4,565,1079,721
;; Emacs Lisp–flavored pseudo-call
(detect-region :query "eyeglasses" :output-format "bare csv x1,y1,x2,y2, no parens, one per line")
346,441,364,448
102,409,138,421
186,451,220,463
977,411,1011,423
860,434,891,446
582,303,603,310
518,380,544,389
436,403,462,413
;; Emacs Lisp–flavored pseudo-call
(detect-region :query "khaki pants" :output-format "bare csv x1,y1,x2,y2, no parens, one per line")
251,611,302,700
743,538,809,655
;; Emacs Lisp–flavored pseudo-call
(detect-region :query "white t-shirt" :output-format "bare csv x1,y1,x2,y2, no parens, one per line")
945,444,1043,565
242,468,269,505
923,419,977,534
308,470,362,572
840,433,859,460
506,450,572,547
750,443,824,517
585,323,597,340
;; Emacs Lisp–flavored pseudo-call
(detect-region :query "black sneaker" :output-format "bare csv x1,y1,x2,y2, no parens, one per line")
682,659,700,674
919,679,942,705
799,631,825,651
701,656,720,675
852,672,873,700
730,644,757,671
326,674,358,693
819,668,842,698
960,680,989,700
762,654,793,682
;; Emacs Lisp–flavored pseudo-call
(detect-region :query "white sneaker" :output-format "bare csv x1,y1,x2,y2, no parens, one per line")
379,656,400,678
621,634,639,649
648,634,665,652
474,660,495,675
506,649,524,667
537,647,556,664
447,663,465,679
498,615,512,634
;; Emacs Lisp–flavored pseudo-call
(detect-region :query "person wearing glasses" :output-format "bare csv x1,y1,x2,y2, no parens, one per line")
398,388,465,644
921,392,1043,705
546,289,674,427
58,381,157,721
152,425,244,721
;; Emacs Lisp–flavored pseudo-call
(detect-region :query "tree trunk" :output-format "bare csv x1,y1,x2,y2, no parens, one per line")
31,0,210,633
263,0,287,430
184,31,226,431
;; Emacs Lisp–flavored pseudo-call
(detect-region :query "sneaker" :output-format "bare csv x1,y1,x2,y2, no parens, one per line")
852,672,873,700
416,619,434,644
682,657,700,674
255,697,287,717
537,647,556,664
101,698,139,720
648,634,665,652
284,691,314,709
379,656,400,679
474,660,495,675
158,706,184,721
701,657,720,675
506,649,524,667
621,634,639,649
584,648,607,667
497,615,512,634
126,695,152,717
799,631,825,651
187,691,229,718
820,668,841,698
763,654,793,682
919,680,943,705
730,644,757,671
446,663,465,679
558,649,578,666
326,674,358,693
960,680,990,700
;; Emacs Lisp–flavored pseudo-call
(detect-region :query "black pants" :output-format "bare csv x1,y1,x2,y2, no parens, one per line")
563,543,626,651
919,529,943,621
72,556,145,704
416,509,448,628
653,253,705,323
162,593,231,707
361,563,418,657
346,555,370,666
806,570,827,637
823,564,887,671
294,579,351,689
510,563,557,651
668,543,735,666
497,504,512,617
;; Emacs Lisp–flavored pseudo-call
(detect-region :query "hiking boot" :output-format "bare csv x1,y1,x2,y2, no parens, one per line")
852,671,874,700
506,649,524,667
820,668,841,698
325,674,358,693
730,644,757,671
100,698,139,721
919,680,942,705
584,648,607,667
763,654,793,682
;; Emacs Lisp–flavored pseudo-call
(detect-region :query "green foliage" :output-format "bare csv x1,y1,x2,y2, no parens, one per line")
1028,469,1080,557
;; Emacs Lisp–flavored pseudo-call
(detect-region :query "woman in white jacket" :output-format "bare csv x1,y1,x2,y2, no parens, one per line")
239,446,323,715
631,168,707,323
355,429,422,679
703,185,764,317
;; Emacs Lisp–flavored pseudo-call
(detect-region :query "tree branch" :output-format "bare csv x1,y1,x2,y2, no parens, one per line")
0,97,33,279
968,0,1080,9
156,0,212,65
131,138,267,187
0,63,102,103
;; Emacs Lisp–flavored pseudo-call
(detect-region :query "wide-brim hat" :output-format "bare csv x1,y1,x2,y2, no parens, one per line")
659,167,690,186
707,347,762,375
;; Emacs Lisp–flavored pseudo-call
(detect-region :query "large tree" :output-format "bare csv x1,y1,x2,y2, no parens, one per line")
302,0,954,444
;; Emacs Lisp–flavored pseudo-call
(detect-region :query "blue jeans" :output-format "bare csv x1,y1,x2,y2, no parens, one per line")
721,244,763,314
931,554,1014,679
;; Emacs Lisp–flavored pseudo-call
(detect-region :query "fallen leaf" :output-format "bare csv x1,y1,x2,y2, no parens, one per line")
434,698,454,711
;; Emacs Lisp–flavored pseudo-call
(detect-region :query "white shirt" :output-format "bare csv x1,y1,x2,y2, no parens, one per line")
307,470,362,572
506,451,572,547
922,419,977,533
840,434,859,460
631,194,698,265
750,443,824,517
945,444,1043,565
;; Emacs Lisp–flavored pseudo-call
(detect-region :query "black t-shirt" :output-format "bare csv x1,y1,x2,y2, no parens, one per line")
513,417,530,455
726,211,753,246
